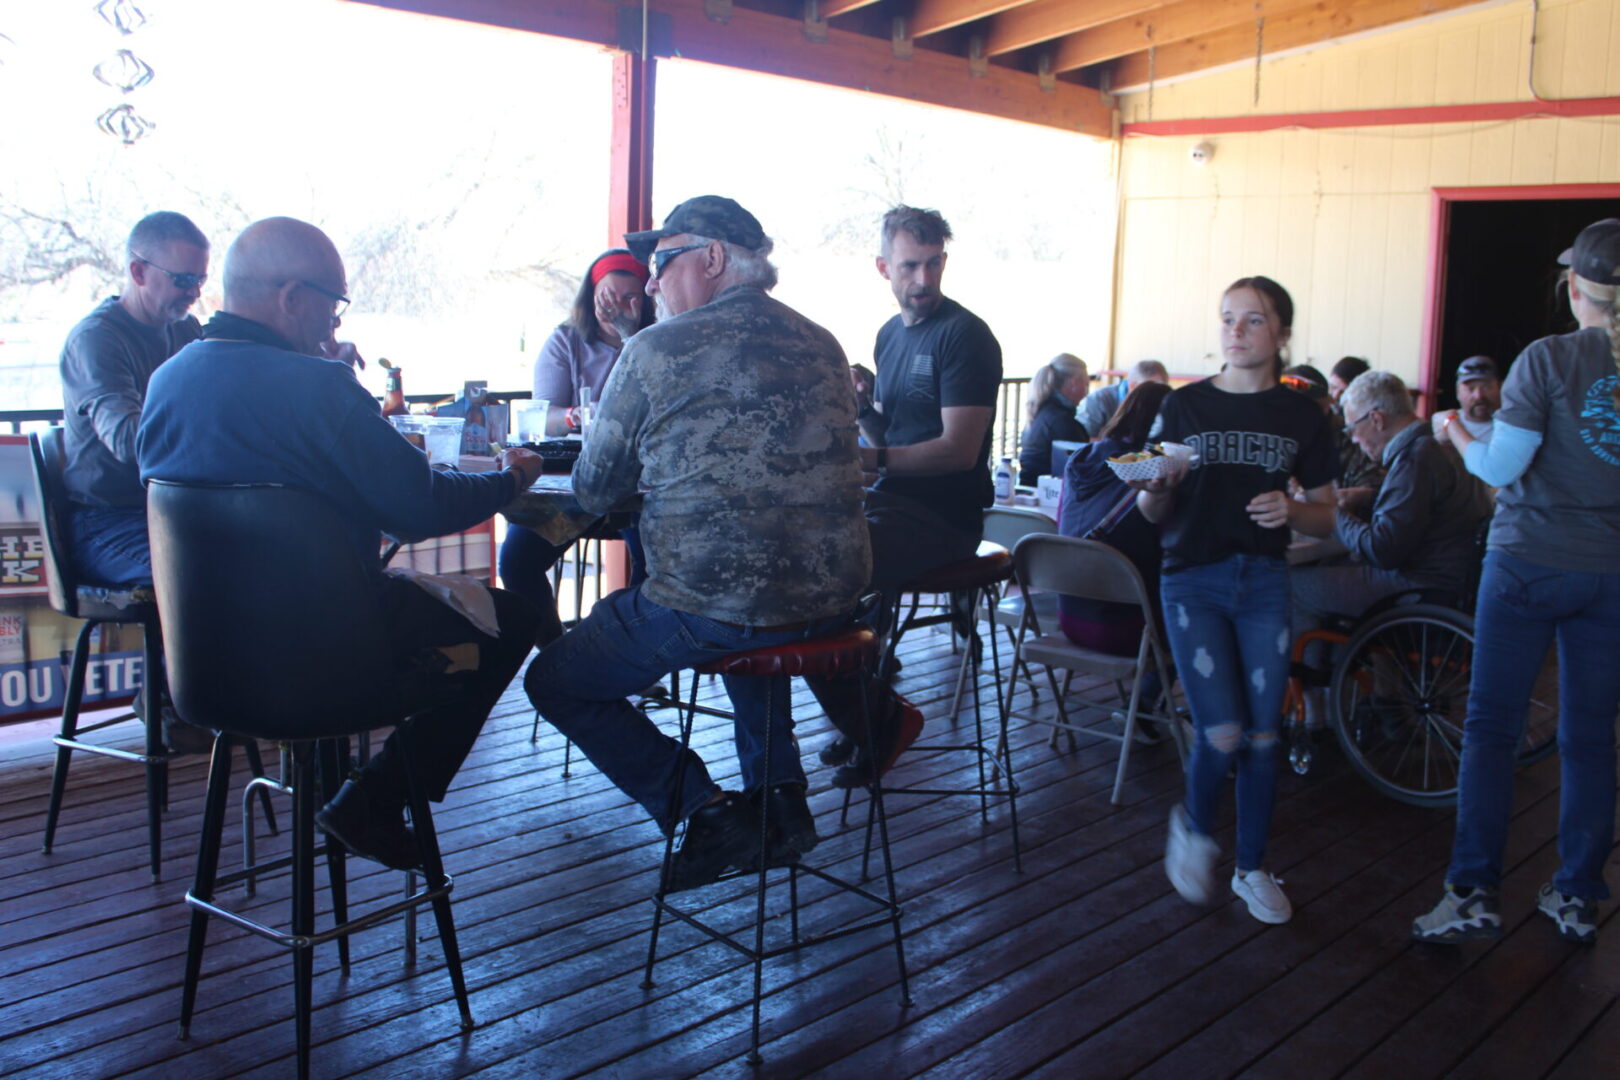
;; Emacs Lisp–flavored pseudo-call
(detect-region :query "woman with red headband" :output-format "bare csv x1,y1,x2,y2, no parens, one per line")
500,249,655,643
534,248,654,436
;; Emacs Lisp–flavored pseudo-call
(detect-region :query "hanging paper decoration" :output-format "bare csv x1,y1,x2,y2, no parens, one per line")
97,103,157,145
94,0,148,36
92,1,157,143
93,48,155,93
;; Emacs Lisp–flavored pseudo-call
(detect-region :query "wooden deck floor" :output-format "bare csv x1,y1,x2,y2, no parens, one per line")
2,626,1616,1080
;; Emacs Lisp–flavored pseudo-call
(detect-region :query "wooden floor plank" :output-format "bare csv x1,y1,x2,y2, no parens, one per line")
0,626,1615,1080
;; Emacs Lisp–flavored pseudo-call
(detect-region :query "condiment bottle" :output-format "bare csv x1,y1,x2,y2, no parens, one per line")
379,359,407,417
994,456,1015,505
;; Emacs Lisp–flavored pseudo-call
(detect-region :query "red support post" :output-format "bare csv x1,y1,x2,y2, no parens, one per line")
608,51,656,248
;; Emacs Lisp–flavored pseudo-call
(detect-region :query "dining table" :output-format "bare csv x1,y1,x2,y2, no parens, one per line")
499,472,608,547
478,461,637,551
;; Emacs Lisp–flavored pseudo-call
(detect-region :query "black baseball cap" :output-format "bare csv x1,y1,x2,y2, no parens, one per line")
1557,218,1620,285
1457,356,1498,384
625,196,767,263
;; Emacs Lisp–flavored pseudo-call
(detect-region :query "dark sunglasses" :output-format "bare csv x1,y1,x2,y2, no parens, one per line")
136,256,206,291
652,242,708,279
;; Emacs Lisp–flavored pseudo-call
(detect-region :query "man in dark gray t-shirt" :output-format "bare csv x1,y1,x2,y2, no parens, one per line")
59,211,209,586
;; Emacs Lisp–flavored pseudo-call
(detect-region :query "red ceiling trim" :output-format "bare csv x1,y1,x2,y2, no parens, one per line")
1122,96,1620,137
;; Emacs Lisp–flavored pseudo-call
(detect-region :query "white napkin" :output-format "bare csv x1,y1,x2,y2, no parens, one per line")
387,569,501,638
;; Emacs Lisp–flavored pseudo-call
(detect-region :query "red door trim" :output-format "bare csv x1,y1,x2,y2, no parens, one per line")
1419,182,1620,411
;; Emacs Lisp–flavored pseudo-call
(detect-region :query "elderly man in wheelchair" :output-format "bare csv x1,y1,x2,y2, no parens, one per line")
1250,370,1493,729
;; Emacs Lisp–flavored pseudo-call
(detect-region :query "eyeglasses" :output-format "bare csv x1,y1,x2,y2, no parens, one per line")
135,256,206,291
299,280,350,318
651,243,707,279
1346,409,1378,431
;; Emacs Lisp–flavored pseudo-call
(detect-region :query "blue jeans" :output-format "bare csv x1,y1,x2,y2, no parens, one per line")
1161,555,1292,872
67,505,152,587
498,518,646,647
1448,550,1620,900
524,586,849,834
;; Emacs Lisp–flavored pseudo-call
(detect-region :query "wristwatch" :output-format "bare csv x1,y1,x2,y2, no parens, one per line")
875,446,888,476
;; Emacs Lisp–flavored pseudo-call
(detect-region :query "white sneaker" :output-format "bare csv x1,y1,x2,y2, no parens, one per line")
1232,869,1292,924
1165,806,1219,904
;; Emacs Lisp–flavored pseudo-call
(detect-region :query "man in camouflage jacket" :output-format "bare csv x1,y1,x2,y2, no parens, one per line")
525,196,871,889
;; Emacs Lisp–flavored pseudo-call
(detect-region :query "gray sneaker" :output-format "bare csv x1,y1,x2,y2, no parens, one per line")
1536,883,1598,944
1412,884,1502,943
1165,805,1219,905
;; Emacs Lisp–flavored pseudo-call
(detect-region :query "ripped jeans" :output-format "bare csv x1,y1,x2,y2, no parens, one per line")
1161,554,1291,872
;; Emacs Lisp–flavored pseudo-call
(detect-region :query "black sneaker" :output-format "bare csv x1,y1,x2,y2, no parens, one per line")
749,782,820,867
162,710,216,756
316,776,421,871
818,736,856,766
134,692,215,756
1537,883,1599,944
667,791,759,892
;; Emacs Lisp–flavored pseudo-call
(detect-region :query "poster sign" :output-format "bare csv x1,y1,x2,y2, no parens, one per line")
0,433,139,719
0,435,47,597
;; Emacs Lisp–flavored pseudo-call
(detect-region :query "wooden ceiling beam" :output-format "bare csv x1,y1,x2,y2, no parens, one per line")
985,0,1172,55
1052,0,1321,72
348,0,1115,136
819,0,884,18
910,0,1039,39
1107,0,1484,88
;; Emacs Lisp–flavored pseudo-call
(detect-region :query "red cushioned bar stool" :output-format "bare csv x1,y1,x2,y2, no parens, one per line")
848,541,1023,874
642,623,911,1066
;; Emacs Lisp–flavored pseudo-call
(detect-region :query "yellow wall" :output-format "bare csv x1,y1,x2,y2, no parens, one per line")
1110,0,1620,387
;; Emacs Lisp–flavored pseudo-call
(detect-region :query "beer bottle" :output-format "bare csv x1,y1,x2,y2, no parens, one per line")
379,359,407,417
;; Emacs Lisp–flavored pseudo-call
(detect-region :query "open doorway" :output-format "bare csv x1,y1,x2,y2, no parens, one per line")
1424,186,1620,413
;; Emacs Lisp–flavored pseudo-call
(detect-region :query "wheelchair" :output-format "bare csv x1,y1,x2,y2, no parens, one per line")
1282,587,1559,808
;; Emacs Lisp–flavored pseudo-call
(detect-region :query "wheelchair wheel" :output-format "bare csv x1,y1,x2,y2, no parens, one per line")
1330,605,1475,807
1330,605,1561,806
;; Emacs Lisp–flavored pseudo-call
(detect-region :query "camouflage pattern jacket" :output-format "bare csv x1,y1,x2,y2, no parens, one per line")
574,285,872,625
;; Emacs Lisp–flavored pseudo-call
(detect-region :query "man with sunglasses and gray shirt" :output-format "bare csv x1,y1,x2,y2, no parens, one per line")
60,211,210,589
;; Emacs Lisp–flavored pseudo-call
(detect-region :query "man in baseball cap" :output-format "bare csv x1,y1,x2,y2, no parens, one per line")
1453,355,1501,443
528,195,873,888
625,195,766,265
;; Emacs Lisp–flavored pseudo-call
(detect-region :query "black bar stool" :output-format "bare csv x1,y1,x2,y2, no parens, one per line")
849,543,1023,873
27,429,270,881
149,479,475,1080
642,625,911,1065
